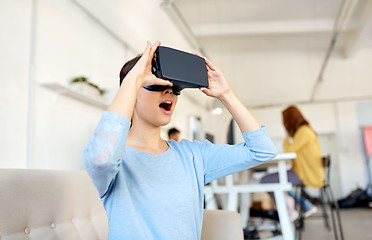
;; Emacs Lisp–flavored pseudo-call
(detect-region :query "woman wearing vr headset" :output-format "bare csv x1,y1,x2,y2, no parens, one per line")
84,41,277,239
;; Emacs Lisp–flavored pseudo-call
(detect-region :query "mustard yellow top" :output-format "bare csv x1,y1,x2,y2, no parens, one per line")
283,125,324,188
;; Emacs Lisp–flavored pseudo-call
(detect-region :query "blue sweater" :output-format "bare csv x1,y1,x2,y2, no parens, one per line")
84,111,277,239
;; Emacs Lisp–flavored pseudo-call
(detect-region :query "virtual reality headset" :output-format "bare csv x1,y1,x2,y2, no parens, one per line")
145,46,209,95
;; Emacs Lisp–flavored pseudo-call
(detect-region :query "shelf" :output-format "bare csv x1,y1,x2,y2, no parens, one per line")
41,82,109,109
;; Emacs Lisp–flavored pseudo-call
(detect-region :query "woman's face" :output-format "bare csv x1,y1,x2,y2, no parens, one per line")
133,87,178,127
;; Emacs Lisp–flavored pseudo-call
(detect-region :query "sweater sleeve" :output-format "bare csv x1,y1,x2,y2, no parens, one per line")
84,111,131,198
201,126,277,184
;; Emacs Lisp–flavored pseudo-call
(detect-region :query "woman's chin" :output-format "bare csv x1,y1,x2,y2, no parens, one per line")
147,115,171,128
159,118,171,126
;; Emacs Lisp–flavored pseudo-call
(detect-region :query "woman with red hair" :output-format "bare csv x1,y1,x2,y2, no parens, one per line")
261,105,324,220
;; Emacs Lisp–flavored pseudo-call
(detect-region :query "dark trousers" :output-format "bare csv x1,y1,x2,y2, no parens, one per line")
260,170,313,211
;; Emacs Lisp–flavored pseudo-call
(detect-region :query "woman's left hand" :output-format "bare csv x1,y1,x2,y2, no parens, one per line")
194,54,261,132
195,53,231,100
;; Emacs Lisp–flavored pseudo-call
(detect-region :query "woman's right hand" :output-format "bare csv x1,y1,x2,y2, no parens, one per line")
126,41,173,88
108,41,171,118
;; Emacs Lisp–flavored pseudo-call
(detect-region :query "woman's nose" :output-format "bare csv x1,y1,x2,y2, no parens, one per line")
163,87,173,95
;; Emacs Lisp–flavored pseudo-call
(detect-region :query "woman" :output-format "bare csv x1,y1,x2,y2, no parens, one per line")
84,41,277,239
261,105,323,219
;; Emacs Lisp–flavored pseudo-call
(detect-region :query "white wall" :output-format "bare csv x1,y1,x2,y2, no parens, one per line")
74,0,193,53
357,100,372,126
0,0,32,168
31,0,125,169
335,101,366,197
0,0,219,170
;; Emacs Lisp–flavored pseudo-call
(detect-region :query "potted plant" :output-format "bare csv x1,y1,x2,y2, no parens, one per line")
70,76,106,97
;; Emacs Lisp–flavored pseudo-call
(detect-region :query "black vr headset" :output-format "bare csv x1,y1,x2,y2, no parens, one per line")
147,46,209,95
120,46,209,95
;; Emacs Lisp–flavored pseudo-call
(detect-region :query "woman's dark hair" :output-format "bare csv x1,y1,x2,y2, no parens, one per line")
168,128,180,137
282,105,310,137
119,55,142,86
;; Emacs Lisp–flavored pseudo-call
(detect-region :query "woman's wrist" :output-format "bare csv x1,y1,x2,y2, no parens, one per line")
217,89,234,105
108,74,141,118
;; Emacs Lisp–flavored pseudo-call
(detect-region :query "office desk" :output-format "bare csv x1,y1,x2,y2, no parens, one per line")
204,153,296,240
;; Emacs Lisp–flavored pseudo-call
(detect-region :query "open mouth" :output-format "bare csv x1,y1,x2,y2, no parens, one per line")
159,101,172,112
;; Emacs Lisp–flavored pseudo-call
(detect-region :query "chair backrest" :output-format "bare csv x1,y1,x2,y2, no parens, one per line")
201,210,244,240
322,155,331,185
0,169,243,240
0,169,108,240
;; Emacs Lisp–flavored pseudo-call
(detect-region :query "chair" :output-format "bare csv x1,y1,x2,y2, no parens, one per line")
0,170,243,240
0,169,108,240
295,155,345,240
201,210,244,240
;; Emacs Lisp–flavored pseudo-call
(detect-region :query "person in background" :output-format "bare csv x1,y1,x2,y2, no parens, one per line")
168,127,181,141
84,41,277,239
261,105,323,220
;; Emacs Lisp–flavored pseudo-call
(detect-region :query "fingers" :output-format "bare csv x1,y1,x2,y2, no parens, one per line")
143,41,151,54
199,87,212,96
150,40,161,56
148,75,173,86
193,52,202,57
207,71,213,79
155,78,173,86
143,40,160,57
206,64,213,73
203,57,217,71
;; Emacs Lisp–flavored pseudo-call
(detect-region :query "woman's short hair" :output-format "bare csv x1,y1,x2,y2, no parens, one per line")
168,128,180,137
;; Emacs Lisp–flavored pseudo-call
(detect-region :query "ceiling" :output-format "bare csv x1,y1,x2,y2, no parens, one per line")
167,0,372,108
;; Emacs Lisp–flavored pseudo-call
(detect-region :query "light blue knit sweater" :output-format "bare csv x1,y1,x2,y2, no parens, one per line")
84,111,277,239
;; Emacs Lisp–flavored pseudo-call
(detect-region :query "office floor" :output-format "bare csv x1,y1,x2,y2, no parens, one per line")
301,208,372,240
246,208,372,239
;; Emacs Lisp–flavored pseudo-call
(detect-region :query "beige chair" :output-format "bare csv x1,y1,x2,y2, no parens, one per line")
0,169,243,240
0,169,108,240
201,210,244,240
